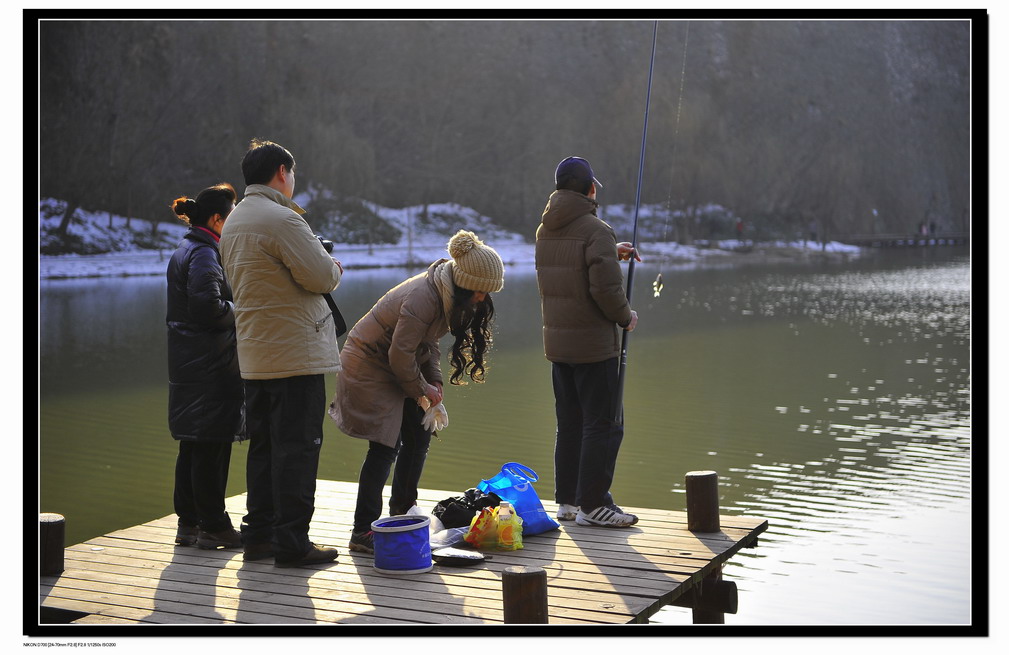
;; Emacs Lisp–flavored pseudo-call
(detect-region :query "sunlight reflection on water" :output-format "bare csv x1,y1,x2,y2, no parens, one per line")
649,255,971,625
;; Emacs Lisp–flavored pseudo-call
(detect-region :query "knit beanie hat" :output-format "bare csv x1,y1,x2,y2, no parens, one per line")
448,230,505,293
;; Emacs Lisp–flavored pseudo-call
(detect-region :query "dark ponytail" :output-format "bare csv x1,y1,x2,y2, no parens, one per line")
172,197,200,226
171,183,237,227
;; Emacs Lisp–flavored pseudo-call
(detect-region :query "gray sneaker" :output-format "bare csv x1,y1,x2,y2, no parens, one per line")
575,504,639,528
556,504,579,521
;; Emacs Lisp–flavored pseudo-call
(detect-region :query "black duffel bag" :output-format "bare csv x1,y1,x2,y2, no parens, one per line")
432,488,501,529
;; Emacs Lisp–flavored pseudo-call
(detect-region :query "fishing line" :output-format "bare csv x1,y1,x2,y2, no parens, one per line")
654,20,691,300
615,20,658,426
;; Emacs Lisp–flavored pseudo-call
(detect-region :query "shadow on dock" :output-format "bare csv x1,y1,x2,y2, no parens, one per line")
36,478,766,628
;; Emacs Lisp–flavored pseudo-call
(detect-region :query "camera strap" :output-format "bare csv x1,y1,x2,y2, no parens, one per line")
322,293,348,338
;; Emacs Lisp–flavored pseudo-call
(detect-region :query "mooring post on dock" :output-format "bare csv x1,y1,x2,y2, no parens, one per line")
502,565,549,623
685,470,720,533
683,471,735,624
40,513,65,576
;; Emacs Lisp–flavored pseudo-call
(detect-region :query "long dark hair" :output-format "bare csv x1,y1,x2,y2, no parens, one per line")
447,286,495,385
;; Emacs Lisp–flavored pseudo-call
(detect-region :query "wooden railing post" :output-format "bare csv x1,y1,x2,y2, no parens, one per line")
685,470,720,533
502,565,548,623
40,513,65,576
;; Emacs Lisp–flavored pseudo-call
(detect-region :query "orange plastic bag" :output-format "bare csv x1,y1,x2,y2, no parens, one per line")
464,506,499,549
463,505,523,551
496,503,523,551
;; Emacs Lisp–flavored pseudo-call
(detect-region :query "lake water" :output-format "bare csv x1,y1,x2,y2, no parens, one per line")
37,246,973,626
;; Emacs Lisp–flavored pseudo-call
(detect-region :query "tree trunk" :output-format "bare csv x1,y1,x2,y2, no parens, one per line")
125,186,132,230
56,202,78,236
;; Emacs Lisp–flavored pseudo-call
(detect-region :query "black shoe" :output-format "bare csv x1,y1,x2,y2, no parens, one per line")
243,542,274,561
197,527,243,550
275,543,339,568
175,523,199,547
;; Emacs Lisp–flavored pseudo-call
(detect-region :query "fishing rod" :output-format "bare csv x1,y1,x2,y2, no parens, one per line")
654,20,691,301
615,20,657,426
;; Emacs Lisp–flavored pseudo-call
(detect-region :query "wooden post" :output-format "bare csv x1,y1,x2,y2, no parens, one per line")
671,571,738,615
685,470,720,533
40,513,65,576
502,565,548,623
692,566,728,624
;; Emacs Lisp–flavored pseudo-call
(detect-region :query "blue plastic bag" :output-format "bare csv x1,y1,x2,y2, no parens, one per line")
477,463,560,535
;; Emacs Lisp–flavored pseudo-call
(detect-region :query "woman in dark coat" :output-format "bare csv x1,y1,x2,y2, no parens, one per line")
166,183,244,549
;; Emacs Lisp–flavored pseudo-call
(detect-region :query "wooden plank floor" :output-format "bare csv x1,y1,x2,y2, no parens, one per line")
39,479,766,626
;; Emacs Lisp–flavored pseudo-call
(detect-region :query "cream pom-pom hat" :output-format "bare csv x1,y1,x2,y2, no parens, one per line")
447,230,505,293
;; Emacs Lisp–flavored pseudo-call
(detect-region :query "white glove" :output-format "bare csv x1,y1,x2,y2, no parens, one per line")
421,402,449,432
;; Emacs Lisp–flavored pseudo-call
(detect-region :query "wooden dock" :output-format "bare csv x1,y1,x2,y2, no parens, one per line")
38,479,766,627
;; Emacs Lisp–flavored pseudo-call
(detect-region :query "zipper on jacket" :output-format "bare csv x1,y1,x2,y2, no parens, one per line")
314,313,332,332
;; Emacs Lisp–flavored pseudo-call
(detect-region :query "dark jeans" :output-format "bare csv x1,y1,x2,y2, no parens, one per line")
174,440,233,532
241,374,326,560
353,399,431,534
552,357,624,513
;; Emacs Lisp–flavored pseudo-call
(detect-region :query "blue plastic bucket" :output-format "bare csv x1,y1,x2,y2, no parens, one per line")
371,515,433,575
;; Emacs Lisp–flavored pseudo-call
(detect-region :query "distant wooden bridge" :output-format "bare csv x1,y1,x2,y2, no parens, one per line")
37,477,766,629
836,232,969,248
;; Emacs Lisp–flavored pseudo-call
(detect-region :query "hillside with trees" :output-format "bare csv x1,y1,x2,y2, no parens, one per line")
38,19,972,249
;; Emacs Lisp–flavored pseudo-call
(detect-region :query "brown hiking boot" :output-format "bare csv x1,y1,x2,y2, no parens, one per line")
348,531,375,554
196,527,242,550
175,524,199,547
275,543,339,568
242,542,274,561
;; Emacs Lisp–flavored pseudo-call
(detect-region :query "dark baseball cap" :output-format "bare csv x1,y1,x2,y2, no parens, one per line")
555,156,603,189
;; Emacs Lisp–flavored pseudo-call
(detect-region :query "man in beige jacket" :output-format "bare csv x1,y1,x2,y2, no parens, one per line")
220,139,343,567
535,156,640,529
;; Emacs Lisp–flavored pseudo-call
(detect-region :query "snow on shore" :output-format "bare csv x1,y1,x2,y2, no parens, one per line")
38,198,861,280
38,239,861,280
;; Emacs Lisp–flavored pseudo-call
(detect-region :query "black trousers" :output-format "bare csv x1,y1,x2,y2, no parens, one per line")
173,440,234,532
241,374,326,560
353,399,431,533
551,357,624,513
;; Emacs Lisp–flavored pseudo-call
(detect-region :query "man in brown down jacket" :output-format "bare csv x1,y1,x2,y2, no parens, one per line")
535,156,640,528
